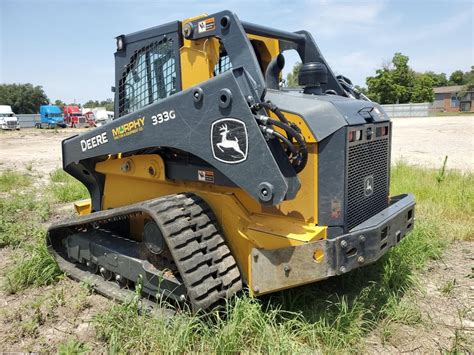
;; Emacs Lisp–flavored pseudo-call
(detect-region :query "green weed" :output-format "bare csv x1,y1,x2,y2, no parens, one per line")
0,170,32,192
58,338,90,355
436,155,448,183
48,169,88,202
0,192,51,248
440,279,456,296
4,242,63,294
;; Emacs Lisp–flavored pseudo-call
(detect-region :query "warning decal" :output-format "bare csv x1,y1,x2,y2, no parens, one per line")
198,170,215,183
198,17,216,33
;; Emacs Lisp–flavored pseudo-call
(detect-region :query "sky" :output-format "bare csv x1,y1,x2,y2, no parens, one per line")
0,0,473,104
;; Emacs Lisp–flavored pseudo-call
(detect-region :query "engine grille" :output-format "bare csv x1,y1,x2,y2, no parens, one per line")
6,121,16,129
346,136,390,230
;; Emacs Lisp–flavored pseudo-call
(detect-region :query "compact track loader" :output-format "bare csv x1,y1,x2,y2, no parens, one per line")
47,11,415,311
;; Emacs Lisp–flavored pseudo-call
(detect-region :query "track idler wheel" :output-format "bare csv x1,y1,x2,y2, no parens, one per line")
115,274,128,288
99,266,113,281
143,220,166,255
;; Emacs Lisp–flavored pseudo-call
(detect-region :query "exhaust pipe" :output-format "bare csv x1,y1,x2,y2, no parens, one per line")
265,53,285,90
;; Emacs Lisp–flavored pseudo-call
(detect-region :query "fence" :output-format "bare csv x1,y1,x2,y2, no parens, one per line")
380,103,429,118
17,114,41,128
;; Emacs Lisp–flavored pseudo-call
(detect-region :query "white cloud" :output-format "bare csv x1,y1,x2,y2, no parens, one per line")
301,0,387,37
376,11,472,45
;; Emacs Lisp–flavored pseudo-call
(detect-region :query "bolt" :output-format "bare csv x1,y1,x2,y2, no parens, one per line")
340,240,348,249
115,274,122,282
253,286,260,294
359,235,366,242
121,161,130,172
86,261,91,267
339,266,347,273
284,265,291,272
99,267,106,274
357,256,365,264
183,23,193,38
261,188,268,196
180,294,186,302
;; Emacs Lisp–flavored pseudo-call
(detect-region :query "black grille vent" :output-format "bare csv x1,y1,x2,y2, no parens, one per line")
347,137,390,230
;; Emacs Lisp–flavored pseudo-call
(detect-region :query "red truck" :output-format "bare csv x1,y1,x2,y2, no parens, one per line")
63,105,86,128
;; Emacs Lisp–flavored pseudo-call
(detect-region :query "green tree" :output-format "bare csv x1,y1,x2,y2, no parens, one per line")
54,99,66,110
425,71,448,87
99,99,114,111
83,100,100,108
463,66,474,88
286,62,302,87
391,52,416,103
83,99,113,111
0,83,49,113
412,73,435,103
449,70,465,85
366,68,397,103
366,52,433,104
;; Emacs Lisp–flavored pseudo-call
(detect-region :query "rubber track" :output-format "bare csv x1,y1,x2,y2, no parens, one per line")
48,193,242,311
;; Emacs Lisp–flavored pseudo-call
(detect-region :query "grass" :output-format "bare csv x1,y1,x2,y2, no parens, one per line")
0,170,32,192
440,279,456,295
430,111,474,117
4,242,63,294
0,163,472,352
48,169,89,203
58,339,91,355
92,162,473,352
0,191,51,248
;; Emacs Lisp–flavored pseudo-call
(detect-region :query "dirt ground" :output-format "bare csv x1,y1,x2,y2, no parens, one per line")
391,115,474,171
0,128,88,176
0,115,472,174
367,241,474,353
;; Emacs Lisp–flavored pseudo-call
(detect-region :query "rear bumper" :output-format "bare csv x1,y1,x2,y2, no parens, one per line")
250,194,415,295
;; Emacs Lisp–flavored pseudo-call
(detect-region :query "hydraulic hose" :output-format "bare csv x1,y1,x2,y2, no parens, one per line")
252,100,308,173
265,117,308,173
260,126,298,157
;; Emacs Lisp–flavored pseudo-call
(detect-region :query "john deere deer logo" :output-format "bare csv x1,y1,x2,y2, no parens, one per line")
364,175,374,197
211,118,248,164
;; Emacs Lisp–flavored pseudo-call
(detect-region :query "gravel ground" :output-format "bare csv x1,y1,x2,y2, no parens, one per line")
391,115,474,172
0,115,472,174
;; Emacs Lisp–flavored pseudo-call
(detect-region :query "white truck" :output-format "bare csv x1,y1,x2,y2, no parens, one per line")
81,107,114,127
92,107,114,127
0,105,20,130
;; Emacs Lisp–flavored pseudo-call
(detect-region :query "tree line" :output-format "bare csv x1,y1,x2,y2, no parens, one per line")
286,52,473,104
1,54,472,112
0,84,114,114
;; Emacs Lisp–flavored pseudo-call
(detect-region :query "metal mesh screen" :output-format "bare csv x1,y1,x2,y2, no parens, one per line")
118,40,176,116
346,138,390,230
214,55,232,76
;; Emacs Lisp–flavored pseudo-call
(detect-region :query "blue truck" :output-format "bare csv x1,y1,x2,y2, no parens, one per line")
36,105,66,129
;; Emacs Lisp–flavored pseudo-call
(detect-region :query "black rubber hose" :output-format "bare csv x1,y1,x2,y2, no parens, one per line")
266,118,308,173
271,130,298,156
259,101,290,125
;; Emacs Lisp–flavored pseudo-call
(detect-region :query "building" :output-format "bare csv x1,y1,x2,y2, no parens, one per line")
432,85,474,112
